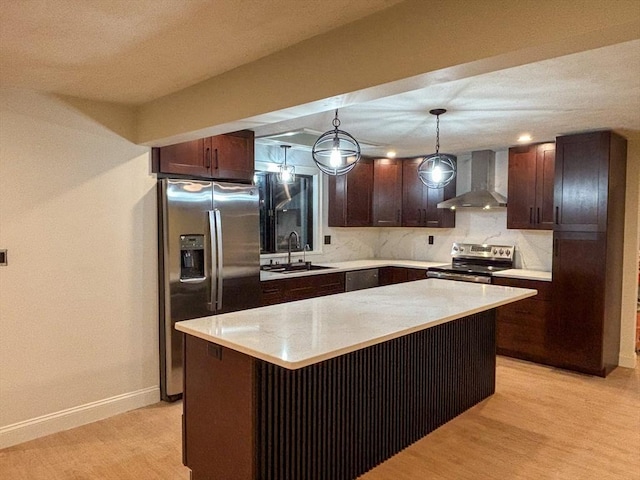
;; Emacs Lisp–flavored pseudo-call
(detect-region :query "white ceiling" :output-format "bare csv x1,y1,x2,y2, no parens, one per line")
0,0,402,104
1,0,639,156
255,40,640,156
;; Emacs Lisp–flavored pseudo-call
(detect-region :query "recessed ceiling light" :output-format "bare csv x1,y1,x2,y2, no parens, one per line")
386,150,396,158
517,134,532,143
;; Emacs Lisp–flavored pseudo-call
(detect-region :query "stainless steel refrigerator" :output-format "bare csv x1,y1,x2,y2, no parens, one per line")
158,178,261,401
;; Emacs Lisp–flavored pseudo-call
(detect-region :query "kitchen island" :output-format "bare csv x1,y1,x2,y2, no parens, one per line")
176,279,536,480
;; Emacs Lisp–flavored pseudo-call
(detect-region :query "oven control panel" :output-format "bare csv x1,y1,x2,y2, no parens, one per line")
451,243,515,261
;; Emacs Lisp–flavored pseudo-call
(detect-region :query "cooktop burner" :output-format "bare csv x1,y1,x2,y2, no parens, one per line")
428,243,516,278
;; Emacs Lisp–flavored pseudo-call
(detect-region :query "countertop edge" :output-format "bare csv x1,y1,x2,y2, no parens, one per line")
260,259,551,282
176,285,537,369
492,269,552,282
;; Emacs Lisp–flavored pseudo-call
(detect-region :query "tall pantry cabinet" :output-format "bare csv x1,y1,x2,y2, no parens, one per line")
551,131,627,376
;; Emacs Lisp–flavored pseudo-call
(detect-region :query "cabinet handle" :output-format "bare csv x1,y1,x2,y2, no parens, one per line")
205,147,211,168
214,148,219,170
537,207,540,224
555,206,559,224
529,207,534,224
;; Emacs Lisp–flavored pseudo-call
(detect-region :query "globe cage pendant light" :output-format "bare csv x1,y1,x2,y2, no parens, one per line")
312,109,361,176
277,144,295,184
417,109,457,188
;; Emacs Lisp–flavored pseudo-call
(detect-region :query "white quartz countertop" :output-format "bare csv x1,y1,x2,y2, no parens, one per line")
260,259,449,281
492,269,552,282
176,279,536,370
260,258,551,282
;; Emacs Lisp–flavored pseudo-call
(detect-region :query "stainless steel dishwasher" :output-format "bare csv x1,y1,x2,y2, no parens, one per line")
345,269,379,292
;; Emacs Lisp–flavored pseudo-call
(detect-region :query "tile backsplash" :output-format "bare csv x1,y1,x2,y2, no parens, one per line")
320,209,552,271
375,209,553,270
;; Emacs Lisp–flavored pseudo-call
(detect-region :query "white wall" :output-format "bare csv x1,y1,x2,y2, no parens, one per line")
0,89,159,448
620,133,640,368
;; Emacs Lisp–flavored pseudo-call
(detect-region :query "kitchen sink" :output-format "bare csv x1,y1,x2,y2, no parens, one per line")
261,262,334,274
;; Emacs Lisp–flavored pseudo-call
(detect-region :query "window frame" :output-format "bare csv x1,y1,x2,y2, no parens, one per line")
255,161,323,261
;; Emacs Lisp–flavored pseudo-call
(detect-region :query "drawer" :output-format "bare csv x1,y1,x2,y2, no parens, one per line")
497,322,546,358
496,299,550,326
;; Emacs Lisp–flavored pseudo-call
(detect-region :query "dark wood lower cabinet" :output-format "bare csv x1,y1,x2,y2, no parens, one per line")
183,310,497,480
379,266,427,285
494,277,552,363
550,231,619,376
260,272,345,306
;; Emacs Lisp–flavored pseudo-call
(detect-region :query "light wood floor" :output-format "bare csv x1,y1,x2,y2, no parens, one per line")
1,357,639,479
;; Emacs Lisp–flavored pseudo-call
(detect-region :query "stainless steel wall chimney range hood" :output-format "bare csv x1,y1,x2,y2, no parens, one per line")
437,150,507,209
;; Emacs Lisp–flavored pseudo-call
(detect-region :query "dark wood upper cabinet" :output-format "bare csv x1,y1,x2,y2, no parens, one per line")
402,157,455,228
328,158,373,227
507,142,555,230
155,138,208,177
554,131,626,232
153,130,254,182
372,158,402,226
206,130,254,182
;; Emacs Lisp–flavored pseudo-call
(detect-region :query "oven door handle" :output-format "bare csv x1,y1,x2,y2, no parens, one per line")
427,271,492,284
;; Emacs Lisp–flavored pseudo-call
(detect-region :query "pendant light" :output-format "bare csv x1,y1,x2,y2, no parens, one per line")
278,145,295,184
312,109,361,176
417,109,457,188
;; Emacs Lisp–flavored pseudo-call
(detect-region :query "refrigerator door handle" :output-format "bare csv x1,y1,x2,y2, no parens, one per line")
208,209,224,312
214,209,223,311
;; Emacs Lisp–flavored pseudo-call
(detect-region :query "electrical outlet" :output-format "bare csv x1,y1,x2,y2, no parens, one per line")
428,236,434,245
0,249,6,266
324,235,331,245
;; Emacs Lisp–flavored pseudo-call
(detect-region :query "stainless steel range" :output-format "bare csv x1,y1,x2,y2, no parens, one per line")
427,243,515,284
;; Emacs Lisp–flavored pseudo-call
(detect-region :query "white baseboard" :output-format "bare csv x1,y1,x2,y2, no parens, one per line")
619,351,638,369
0,386,160,449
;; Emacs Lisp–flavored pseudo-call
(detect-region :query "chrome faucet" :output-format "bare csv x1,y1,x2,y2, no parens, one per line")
287,231,300,265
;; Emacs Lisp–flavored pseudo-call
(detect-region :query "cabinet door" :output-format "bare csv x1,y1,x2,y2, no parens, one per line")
261,280,286,306
208,131,254,182
424,183,455,228
405,268,427,281
378,267,408,285
554,132,610,232
401,158,455,228
328,159,373,227
535,143,555,228
494,277,552,361
549,231,606,374
507,145,537,229
373,159,402,226
401,158,424,227
157,139,208,177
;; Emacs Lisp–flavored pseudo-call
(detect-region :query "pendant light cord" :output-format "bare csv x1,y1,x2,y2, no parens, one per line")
435,114,440,155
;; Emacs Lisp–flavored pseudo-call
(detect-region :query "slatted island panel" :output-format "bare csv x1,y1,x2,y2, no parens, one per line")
177,279,536,480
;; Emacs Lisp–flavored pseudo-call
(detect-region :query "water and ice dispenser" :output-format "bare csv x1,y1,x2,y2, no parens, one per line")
180,235,205,280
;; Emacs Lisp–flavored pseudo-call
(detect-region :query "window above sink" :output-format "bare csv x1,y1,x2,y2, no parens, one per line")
255,158,322,260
